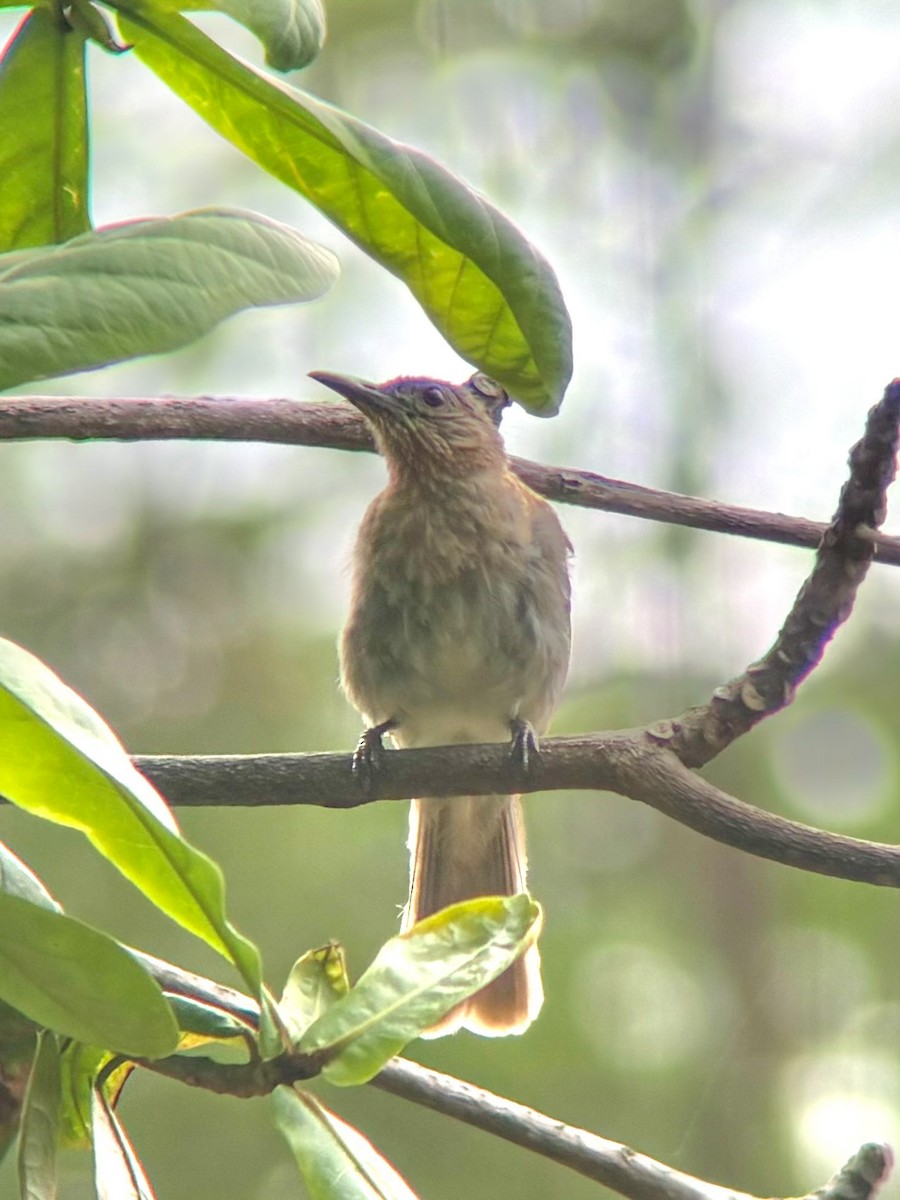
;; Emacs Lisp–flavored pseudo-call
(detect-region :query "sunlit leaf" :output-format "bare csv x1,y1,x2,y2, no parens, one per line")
0,637,266,1024
116,6,572,412
17,1033,62,1200
298,896,541,1085
273,1087,419,1200
0,893,178,1057
0,208,339,390
91,1087,157,1200
0,9,89,251
280,943,350,1044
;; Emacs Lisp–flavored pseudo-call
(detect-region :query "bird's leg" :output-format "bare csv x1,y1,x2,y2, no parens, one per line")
509,717,540,771
352,717,398,780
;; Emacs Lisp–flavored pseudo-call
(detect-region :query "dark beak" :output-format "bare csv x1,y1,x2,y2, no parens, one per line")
309,371,399,417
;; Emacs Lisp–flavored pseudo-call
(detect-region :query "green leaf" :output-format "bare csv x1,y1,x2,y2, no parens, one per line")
0,8,90,251
0,892,178,1057
298,896,541,1086
0,841,60,911
116,6,572,413
0,207,339,390
91,1087,157,1199
184,0,324,71
273,1087,419,1200
58,1040,134,1152
64,0,132,54
166,993,254,1044
59,1044,112,1149
280,943,350,1044
17,1033,62,1200
0,637,265,1023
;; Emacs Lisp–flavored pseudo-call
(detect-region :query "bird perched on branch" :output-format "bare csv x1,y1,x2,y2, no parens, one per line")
310,369,571,1037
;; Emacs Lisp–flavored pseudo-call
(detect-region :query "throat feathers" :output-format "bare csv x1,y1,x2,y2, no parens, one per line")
311,369,572,1037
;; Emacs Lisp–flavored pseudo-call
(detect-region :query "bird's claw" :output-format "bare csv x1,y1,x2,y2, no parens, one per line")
509,717,540,771
352,719,396,784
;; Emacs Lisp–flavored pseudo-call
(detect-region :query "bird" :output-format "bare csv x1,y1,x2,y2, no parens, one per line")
310,369,571,1037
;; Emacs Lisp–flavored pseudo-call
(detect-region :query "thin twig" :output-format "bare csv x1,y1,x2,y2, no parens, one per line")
2,393,900,562
372,1060,892,1200
132,954,892,1200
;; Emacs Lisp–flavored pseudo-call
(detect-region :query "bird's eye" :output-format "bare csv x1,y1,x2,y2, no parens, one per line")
423,387,445,408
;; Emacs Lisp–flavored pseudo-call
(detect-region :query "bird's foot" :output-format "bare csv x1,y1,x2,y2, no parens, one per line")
352,719,397,783
509,717,540,771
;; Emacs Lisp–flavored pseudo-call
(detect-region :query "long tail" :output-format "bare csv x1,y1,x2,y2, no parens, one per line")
403,794,543,1038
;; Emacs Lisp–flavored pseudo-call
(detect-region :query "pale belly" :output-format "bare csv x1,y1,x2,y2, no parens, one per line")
341,564,567,745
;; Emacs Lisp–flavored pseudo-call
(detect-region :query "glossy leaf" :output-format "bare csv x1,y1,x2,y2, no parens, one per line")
298,895,541,1085
17,1033,62,1200
0,208,339,390
0,637,265,1016
91,1088,156,1200
280,943,350,1044
273,1087,419,1200
0,892,178,1057
117,6,572,412
0,9,90,251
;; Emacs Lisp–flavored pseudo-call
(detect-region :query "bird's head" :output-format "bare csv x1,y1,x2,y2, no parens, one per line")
310,371,511,479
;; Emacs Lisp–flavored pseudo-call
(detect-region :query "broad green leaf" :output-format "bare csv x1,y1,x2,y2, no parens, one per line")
116,6,572,413
17,1033,61,1200
280,943,350,1044
0,637,265,1025
0,207,339,390
0,892,178,1057
273,1087,419,1200
0,841,59,911
184,0,325,71
16,1032,61,1200
0,9,89,251
298,895,541,1086
91,1087,156,1200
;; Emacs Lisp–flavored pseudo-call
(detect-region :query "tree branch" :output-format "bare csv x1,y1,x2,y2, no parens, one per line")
0,382,895,890
126,375,900,889
132,955,892,1200
663,379,900,767
372,1060,892,1200
3,392,900,563
128,740,900,888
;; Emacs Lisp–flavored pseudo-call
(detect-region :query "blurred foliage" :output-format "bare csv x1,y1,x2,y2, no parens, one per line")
2,0,900,1197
